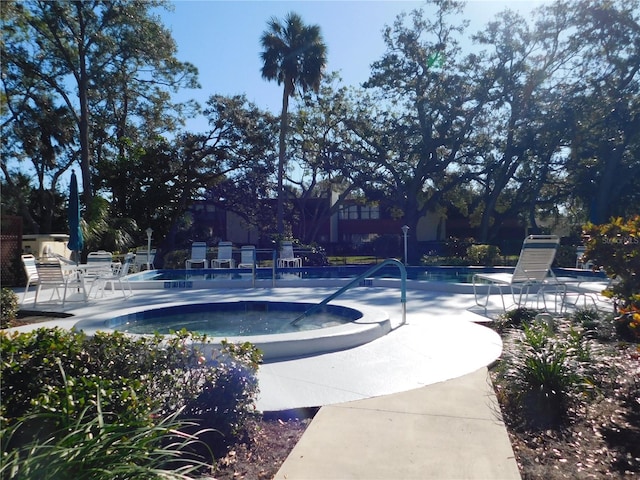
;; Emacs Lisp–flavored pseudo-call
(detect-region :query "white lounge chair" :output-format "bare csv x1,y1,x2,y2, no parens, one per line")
89,253,134,298
185,242,208,269
83,251,114,289
34,260,87,306
277,241,302,268
51,253,76,265
86,250,114,272
211,241,235,268
238,245,256,285
561,277,616,313
134,249,156,271
473,235,562,313
21,254,39,305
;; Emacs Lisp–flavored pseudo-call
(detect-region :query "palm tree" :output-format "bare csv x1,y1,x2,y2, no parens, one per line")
260,12,327,234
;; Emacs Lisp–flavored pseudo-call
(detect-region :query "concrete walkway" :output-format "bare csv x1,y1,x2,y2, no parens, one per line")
275,367,521,479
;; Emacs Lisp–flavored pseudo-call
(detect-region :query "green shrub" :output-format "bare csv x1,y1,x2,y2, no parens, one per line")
565,327,594,364
615,310,640,342
1,406,213,480
421,255,470,266
583,216,640,342
571,307,600,327
1,288,19,329
369,234,400,259
163,248,190,269
493,307,540,332
1,327,261,462
466,244,501,266
583,216,640,310
444,236,475,258
521,319,553,350
297,242,329,266
495,320,595,429
555,244,578,268
179,340,261,455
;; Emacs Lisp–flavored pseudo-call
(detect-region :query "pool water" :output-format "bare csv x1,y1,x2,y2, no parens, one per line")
126,266,605,287
110,301,362,337
126,266,477,283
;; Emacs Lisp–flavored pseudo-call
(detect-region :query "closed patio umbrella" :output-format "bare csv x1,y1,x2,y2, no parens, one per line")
67,170,84,264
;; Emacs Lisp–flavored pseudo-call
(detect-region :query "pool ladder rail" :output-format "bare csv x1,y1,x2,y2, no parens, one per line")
290,258,407,329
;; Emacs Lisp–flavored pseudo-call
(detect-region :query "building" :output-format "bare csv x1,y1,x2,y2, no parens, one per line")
188,194,527,255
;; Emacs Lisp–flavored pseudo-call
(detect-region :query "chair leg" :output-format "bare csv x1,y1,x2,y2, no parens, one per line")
118,278,132,298
473,276,491,311
495,284,507,311
473,278,486,308
87,278,99,298
545,285,565,314
473,278,506,312
34,284,61,305
22,284,32,305
512,285,524,309
63,277,87,306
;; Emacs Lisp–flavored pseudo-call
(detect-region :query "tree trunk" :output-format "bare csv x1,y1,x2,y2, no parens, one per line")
591,147,623,224
75,3,93,211
276,83,291,235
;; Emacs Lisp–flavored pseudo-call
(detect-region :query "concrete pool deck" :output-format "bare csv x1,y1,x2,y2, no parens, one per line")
16,284,578,479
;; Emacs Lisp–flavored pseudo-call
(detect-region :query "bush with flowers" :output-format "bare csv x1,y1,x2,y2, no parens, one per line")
583,216,640,341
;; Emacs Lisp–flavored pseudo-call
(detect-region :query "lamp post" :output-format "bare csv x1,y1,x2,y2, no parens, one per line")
145,227,153,270
401,225,409,265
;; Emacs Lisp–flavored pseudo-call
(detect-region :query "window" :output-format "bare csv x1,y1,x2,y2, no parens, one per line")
339,205,359,220
360,205,379,219
339,204,380,220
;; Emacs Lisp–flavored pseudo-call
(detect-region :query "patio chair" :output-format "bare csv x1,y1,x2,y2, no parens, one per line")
561,276,617,313
51,253,76,265
21,254,39,305
185,242,208,269
211,241,235,268
277,241,302,268
89,253,134,298
238,245,256,285
34,260,87,306
86,250,114,272
83,250,114,288
473,235,562,312
134,249,156,271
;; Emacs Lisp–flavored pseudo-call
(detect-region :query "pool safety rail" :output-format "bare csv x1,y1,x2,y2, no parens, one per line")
290,258,407,329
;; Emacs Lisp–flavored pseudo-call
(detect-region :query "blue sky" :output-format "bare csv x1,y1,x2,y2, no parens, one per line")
160,1,549,132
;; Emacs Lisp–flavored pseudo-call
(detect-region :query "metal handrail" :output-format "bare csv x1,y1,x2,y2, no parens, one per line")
290,258,407,329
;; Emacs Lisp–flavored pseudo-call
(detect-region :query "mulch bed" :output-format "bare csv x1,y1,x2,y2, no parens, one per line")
490,319,640,480
212,412,316,480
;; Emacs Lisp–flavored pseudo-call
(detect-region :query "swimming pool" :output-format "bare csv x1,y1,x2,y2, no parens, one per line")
123,265,479,292
127,265,477,282
74,298,391,362
124,265,606,292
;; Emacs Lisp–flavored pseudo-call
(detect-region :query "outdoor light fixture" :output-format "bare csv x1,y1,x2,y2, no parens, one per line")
145,227,153,270
401,225,410,266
